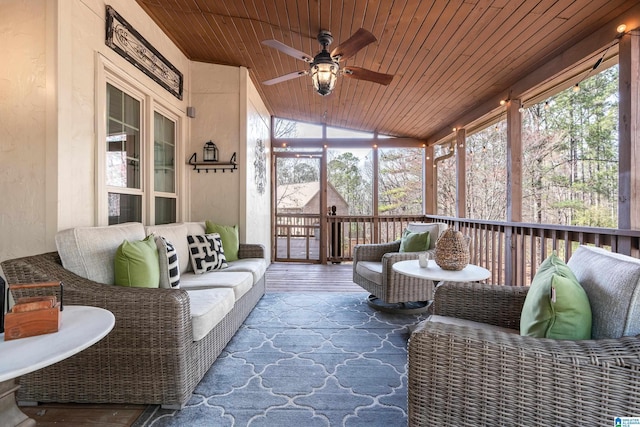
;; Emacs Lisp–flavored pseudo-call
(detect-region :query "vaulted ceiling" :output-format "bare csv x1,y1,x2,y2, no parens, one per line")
137,0,640,142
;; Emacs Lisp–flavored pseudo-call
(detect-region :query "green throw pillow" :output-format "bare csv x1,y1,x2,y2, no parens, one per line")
399,230,430,253
114,235,160,288
520,253,592,340
205,221,239,262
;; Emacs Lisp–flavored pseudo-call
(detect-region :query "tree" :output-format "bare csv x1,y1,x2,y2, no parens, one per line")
378,148,423,214
328,151,372,215
522,65,618,227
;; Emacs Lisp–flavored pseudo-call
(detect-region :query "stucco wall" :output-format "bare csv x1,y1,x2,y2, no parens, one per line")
189,62,241,225
0,0,48,260
243,71,272,261
189,64,272,259
0,0,271,264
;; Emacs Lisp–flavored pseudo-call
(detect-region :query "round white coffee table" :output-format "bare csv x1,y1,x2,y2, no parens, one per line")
392,260,491,283
0,305,115,427
372,260,491,314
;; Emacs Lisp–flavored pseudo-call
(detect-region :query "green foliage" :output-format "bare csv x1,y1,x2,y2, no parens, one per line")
328,151,372,215
521,65,619,227
573,205,617,228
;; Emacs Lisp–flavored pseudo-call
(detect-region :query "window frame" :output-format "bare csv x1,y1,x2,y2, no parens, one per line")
96,54,183,226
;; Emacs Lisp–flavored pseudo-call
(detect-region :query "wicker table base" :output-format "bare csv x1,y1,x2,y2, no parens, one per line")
367,295,431,314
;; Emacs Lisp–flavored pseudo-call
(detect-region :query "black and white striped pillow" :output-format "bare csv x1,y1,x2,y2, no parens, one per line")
187,234,228,273
155,236,181,289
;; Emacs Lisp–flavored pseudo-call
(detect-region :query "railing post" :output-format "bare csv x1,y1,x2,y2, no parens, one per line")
330,206,342,262
504,225,514,286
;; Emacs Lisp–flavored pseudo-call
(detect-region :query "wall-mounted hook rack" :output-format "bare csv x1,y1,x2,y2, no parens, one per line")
188,152,237,173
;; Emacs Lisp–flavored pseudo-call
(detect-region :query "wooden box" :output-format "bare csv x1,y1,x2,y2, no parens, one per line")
4,282,63,341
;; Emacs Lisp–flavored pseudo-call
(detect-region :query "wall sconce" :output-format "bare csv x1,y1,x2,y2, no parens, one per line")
203,141,219,162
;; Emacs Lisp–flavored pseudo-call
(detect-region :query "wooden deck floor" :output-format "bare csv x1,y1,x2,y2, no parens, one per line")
19,262,365,426
266,262,363,292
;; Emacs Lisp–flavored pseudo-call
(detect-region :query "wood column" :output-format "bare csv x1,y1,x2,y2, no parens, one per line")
507,99,522,222
506,99,523,285
372,141,379,242
320,148,328,264
425,145,436,214
455,129,466,218
619,29,640,236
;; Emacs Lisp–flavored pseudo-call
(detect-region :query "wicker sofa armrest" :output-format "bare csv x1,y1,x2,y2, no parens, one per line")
238,243,265,259
353,241,402,263
431,282,528,330
2,252,193,348
408,321,640,425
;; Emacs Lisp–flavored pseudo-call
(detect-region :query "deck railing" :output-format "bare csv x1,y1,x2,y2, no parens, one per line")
275,213,320,261
316,214,640,285
276,213,640,281
427,215,640,286
325,215,426,261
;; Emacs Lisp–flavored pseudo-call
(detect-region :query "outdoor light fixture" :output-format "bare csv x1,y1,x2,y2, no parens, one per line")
310,35,339,96
203,141,219,162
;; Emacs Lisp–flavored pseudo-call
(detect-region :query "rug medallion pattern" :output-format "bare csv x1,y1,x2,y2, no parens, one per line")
136,292,427,426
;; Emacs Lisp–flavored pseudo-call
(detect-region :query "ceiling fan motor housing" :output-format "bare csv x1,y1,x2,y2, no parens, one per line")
317,30,334,48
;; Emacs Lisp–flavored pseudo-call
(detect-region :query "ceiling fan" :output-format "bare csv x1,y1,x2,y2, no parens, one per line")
261,28,394,96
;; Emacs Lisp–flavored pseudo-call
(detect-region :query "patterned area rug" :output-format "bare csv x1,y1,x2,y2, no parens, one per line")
134,292,428,426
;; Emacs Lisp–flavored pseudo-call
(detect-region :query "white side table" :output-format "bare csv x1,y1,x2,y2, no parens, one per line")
383,260,491,314
392,260,491,283
0,306,115,427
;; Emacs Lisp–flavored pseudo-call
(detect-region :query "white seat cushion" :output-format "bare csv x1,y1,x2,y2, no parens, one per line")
224,258,267,284
187,288,235,341
180,271,253,301
56,222,146,285
356,261,383,284
427,315,519,335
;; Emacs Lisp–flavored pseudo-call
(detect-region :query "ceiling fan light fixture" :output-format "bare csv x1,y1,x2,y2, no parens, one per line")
311,58,339,96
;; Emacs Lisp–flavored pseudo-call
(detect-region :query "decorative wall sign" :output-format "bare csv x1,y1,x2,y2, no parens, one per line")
254,139,267,194
105,5,183,100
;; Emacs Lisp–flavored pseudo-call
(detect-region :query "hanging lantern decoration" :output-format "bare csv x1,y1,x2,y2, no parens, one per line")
203,141,219,162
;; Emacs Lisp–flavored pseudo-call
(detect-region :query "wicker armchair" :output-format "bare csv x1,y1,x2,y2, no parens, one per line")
408,245,640,426
352,222,448,310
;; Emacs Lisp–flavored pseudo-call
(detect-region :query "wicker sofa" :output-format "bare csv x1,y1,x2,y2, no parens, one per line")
1,221,267,409
352,222,448,307
408,245,640,425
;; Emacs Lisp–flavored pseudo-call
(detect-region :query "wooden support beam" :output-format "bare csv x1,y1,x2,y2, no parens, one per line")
372,143,380,242
455,129,466,218
271,137,426,149
320,148,328,264
507,100,522,222
618,29,640,254
425,145,436,214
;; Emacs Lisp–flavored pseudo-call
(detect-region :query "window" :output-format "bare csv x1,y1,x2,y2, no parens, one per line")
154,112,177,224
104,78,180,225
378,148,423,215
106,83,142,224
466,122,507,221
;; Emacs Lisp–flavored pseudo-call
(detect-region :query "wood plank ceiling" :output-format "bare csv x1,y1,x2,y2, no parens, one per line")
136,0,639,142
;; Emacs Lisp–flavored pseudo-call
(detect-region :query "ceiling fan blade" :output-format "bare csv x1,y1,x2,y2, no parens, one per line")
342,67,394,85
262,39,313,62
262,70,309,86
330,28,377,60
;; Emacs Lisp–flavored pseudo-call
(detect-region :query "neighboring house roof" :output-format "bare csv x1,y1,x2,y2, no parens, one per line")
277,182,319,210
277,182,349,210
